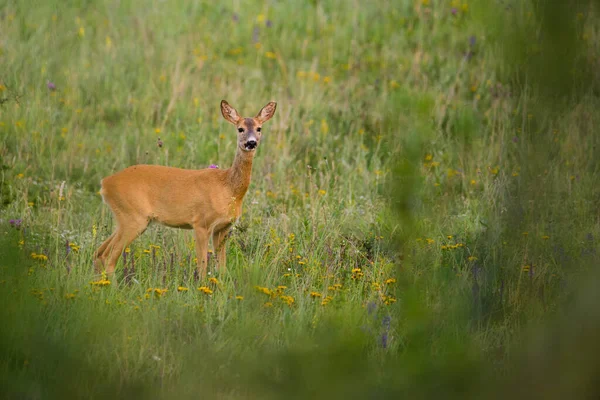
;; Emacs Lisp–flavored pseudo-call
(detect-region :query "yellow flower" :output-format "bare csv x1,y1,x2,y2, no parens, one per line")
177,286,189,292
255,286,272,296
320,119,329,134
310,291,322,298
323,76,331,84
235,295,244,300
351,268,364,280
467,256,478,262
425,238,435,244
265,51,277,59
209,277,219,285
153,288,168,297
318,189,326,196
198,286,213,295
264,302,273,307
65,293,76,299
385,278,396,285
541,235,550,240
280,295,295,306
78,26,85,37
30,253,48,261
17,173,24,179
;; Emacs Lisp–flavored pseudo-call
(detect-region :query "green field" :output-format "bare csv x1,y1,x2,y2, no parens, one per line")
2,0,600,398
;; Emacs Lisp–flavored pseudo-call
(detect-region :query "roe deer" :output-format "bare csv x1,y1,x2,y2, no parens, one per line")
94,100,277,277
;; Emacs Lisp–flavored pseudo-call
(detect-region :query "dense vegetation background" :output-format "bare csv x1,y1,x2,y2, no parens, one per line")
1,0,599,398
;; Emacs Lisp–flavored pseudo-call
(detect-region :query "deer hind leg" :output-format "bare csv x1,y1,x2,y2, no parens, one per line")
94,232,116,273
194,226,209,279
102,218,149,275
212,225,231,273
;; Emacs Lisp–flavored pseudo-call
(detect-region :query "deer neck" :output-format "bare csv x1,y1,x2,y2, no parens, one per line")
227,148,255,200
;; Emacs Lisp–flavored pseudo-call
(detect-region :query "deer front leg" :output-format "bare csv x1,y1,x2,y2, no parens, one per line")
194,226,209,279
213,224,231,273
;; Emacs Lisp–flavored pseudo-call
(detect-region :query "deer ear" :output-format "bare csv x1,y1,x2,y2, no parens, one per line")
256,101,277,123
221,100,241,124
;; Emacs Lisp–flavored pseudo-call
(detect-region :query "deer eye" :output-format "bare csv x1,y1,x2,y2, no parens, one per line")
238,128,244,133
257,127,261,132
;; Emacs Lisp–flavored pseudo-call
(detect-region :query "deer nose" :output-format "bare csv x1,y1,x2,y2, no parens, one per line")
245,140,257,149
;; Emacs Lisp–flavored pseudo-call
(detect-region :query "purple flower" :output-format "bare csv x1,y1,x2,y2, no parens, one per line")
157,137,163,148
367,301,377,315
469,35,477,47
252,26,260,43
266,20,272,28
47,80,56,91
9,219,22,229
451,7,457,15
380,332,388,348
209,164,219,169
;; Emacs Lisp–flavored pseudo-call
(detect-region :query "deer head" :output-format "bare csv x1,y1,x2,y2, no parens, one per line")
220,100,277,152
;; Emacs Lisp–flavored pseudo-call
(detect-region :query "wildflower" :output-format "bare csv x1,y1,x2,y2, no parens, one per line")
310,291,322,298
209,164,219,169
235,295,244,300
197,286,213,295
153,288,168,297
68,242,80,252
9,219,22,229
177,286,189,292
425,238,435,244
265,51,276,59
280,295,294,306
323,76,331,84
47,80,56,91
320,119,329,134
276,285,287,292
209,277,219,285
318,189,326,196
157,138,163,148
255,286,272,296
541,235,550,240
385,278,396,285
78,26,85,37
382,295,397,305
16,173,24,179
264,302,273,307
467,256,478,262
351,268,364,280
321,296,333,306
90,272,111,286
31,252,48,262
65,293,76,300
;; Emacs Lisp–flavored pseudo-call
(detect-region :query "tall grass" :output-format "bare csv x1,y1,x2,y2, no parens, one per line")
1,0,600,398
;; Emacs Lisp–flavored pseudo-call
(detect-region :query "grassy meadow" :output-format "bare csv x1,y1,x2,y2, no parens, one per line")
2,0,600,398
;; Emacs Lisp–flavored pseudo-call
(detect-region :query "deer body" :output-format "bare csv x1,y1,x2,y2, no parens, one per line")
94,100,276,277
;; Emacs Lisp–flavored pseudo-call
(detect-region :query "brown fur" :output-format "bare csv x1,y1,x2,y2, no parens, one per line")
94,100,277,277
